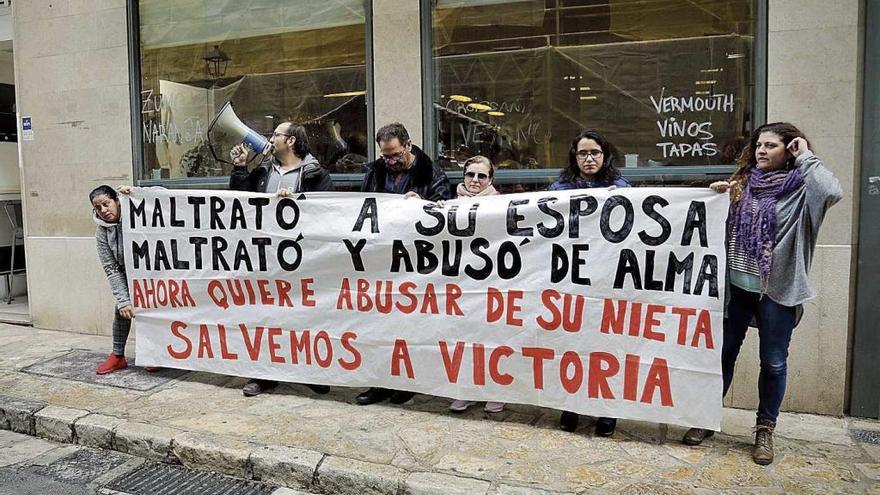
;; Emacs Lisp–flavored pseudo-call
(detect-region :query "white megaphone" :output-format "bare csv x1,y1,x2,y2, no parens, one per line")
206,101,271,163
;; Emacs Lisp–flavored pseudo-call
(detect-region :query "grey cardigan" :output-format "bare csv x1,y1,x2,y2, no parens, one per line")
761,150,843,307
94,213,131,310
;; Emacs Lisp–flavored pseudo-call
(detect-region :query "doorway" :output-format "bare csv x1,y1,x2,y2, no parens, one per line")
0,30,29,324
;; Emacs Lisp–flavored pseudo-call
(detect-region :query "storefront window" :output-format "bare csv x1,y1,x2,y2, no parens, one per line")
137,1,368,183
431,0,756,189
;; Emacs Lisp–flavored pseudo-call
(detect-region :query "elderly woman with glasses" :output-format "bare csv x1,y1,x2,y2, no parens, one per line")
448,155,505,413
456,155,499,198
550,129,630,437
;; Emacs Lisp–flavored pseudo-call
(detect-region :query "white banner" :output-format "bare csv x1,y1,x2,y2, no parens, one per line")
124,187,728,430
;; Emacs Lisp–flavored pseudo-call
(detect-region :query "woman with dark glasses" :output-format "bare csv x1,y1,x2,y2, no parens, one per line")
456,155,498,198
448,155,504,414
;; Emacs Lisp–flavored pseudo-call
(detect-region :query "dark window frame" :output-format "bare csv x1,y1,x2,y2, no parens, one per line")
126,0,766,188
126,0,375,189
420,0,768,185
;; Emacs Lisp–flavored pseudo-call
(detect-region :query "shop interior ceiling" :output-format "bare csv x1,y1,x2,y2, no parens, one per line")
139,0,751,50
138,0,751,141
435,0,752,55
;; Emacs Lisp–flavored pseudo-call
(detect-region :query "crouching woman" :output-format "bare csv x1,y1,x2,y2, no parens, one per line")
90,185,157,375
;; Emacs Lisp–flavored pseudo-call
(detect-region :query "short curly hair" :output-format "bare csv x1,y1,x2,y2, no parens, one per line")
375,122,410,146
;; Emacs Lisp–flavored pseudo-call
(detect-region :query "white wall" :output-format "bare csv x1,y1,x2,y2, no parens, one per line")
0,139,24,300
0,50,12,83
14,0,130,333
0,142,18,194
372,0,423,146
0,10,11,42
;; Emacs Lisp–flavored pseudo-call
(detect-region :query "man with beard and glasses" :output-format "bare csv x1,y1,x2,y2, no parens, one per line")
229,121,334,398
355,122,451,406
360,122,451,201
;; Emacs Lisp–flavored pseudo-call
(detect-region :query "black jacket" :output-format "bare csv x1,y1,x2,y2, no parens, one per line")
229,154,334,193
360,145,451,201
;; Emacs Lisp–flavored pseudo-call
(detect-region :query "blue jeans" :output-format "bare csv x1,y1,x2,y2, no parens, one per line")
721,285,797,422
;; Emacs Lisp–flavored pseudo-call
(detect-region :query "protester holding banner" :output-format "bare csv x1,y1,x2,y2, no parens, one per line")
359,122,451,201
230,122,333,195
229,121,334,397
356,122,452,406
448,155,505,414
548,130,632,191
551,129,630,437
682,122,843,465
91,185,158,375
454,155,499,199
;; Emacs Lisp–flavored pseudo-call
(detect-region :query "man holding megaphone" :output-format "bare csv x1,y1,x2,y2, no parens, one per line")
229,122,333,195
229,121,334,397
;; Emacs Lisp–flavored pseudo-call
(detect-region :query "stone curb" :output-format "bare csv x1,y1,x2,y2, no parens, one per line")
488,486,562,495
172,431,252,479
251,444,324,488
75,413,125,450
0,395,46,435
0,394,526,495
113,420,179,462
34,405,89,443
315,455,404,495
273,489,319,495
404,471,491,495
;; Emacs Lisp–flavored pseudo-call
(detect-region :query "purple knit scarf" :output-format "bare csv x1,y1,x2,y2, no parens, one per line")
731,167,805,284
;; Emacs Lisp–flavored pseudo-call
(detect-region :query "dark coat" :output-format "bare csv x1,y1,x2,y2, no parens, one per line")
229,154,334,193
548,175,631,191
360,145,451,201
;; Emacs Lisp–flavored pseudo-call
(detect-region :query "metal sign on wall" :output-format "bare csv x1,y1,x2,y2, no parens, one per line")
20,116,32,141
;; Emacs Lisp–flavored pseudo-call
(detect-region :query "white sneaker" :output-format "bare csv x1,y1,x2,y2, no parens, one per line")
449,400,477,412
484,401,505,413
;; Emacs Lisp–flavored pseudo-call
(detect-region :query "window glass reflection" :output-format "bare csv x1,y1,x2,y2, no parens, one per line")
432,0,755,188
138,1,368,181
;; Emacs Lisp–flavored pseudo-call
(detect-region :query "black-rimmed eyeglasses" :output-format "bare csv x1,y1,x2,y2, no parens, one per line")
576,149,603,159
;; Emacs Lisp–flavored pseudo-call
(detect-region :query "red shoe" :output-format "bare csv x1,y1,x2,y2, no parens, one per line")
144,366,161,372
96,354,127,375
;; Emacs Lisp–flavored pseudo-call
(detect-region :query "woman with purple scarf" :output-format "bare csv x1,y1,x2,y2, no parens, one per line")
682,122,843,465
552,129,630,438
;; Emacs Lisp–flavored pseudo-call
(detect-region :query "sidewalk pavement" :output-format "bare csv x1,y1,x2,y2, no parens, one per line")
1,323,879,495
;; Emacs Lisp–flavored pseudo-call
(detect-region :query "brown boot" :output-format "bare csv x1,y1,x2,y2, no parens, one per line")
753,419,776,465
682,427,714,445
